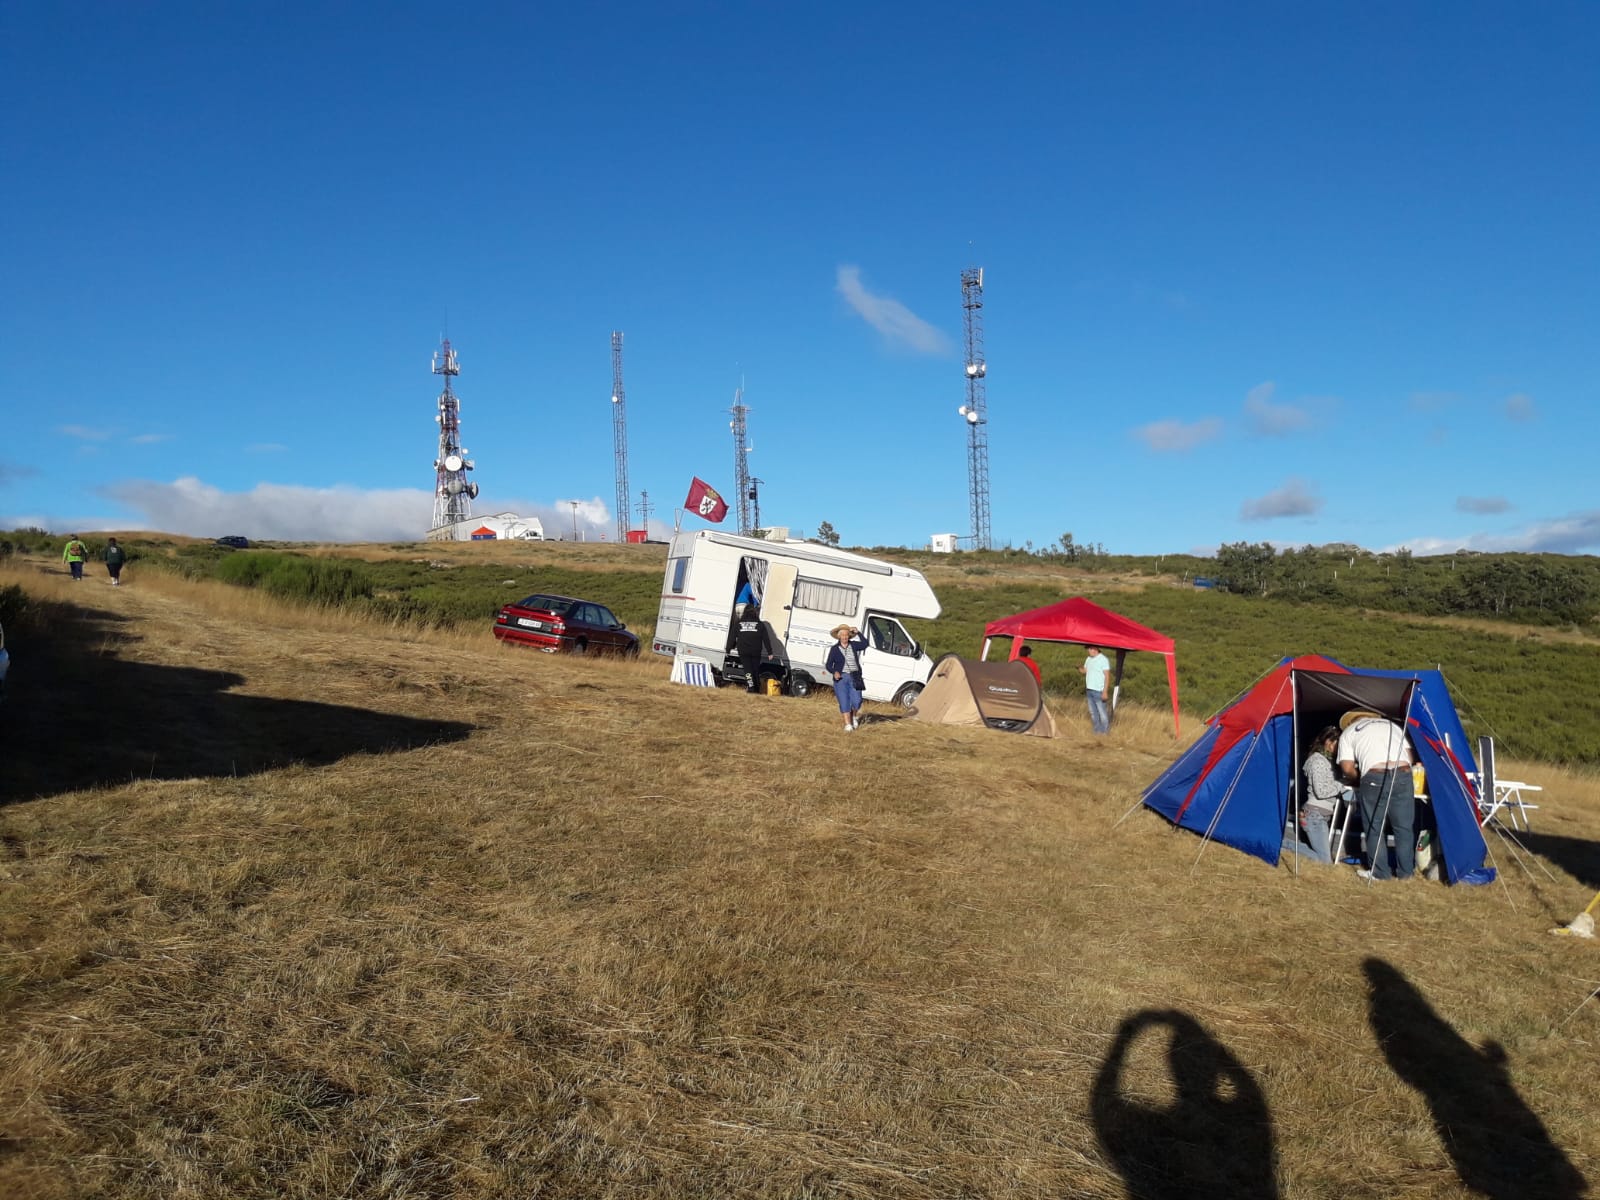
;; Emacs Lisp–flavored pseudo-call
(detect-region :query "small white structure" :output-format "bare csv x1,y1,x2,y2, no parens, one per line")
427,512,545,542
929,533,960,553
653,529,942,707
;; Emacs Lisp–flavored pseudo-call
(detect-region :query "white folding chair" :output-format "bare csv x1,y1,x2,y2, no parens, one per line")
1328,787,1359,863
1473,735,1541,829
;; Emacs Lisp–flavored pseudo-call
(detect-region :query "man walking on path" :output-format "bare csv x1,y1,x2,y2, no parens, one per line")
104,537,127,586
1080,643,1112,734
62,535,88,581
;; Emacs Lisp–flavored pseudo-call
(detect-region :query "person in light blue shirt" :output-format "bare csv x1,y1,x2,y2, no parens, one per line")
1080,644,1112,734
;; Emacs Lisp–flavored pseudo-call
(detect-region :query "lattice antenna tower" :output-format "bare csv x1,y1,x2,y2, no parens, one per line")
729,385,753,535
637,489,653,532
957,267,991,550
430,338,478,531
748,477,764,532
610,331,631,543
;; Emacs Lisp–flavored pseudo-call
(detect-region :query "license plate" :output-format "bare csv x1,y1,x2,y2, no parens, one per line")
517,618,542,629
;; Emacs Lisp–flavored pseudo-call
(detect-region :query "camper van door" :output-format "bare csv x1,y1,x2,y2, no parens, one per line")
762,563,797,643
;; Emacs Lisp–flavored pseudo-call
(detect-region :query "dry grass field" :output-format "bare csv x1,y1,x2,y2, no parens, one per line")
1,556,1596,1199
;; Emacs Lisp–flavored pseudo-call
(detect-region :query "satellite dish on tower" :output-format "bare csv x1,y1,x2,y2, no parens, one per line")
444,453,463,472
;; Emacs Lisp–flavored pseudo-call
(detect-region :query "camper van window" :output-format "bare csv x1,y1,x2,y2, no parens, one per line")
868,616,916,657
794,576,859,616
669,558,689,593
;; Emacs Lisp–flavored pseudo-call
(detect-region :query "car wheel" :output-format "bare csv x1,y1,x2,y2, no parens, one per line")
894,683,923,710
573,639,588,655
788,673,813,698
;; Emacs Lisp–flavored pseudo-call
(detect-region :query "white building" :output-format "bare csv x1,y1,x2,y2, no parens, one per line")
427,512,546,542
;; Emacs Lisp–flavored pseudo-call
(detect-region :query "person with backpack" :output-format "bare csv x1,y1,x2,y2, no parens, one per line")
103,537,127,586
62,535,89,581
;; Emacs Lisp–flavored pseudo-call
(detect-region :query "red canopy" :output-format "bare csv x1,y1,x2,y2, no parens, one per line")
983,597,1182,736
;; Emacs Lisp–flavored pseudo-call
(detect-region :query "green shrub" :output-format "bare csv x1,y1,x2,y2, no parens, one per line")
214,552,374,605
0,582,30,632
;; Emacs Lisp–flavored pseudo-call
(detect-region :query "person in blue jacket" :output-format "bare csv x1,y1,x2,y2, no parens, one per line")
825,623,868,731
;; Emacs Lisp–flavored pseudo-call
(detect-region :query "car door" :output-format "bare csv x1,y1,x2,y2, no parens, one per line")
572,603,604,649
593,605,626,652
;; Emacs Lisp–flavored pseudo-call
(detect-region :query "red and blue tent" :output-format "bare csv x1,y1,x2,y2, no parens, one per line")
1141,655,1492,884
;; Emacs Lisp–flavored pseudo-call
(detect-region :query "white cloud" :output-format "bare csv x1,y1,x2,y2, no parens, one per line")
1132,417,1223,452
58,424,114,441
1504,392,1537,422
130,433,172,445
1389,511,1600,556
1240,478,1322,521
1243,381,1314,436
91,477,618,543
835,265,950,355
1455,495,1510,515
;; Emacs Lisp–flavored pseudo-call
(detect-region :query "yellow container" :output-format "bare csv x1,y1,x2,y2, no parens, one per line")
1412,763,1427,795
764,676,782,697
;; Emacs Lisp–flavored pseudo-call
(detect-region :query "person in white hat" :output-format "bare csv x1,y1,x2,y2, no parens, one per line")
825,624,868,731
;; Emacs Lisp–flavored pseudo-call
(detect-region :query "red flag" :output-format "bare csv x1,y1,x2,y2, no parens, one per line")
684,476,729,523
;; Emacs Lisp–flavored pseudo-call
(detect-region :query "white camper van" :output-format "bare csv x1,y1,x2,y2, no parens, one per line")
653,530,941,707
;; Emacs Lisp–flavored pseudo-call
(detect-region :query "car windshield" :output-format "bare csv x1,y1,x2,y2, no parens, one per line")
515,595,574,614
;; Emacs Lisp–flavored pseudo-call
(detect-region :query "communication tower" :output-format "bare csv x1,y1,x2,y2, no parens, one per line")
729,386,753,535
430,338,478,532
956,267,991,550
748,476,764,532
637,489,653,532
610,332,631,543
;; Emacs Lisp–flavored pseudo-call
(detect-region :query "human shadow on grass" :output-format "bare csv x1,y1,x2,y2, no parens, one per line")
1363,958,1587,1200
0,598,474,805
1509,830,1600,891
1092,1009,1279,1199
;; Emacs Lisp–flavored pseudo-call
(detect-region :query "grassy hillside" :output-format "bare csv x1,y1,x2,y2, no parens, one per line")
69,534,1600,766
0,557,1596,1199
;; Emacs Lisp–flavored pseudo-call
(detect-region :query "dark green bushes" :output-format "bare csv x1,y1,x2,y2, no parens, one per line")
213,552,374,605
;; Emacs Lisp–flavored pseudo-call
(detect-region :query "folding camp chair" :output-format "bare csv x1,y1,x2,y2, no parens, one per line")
1473,736,1541,830
1328,788,1360,863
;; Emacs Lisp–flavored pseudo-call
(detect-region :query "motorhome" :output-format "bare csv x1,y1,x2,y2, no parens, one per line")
653,530,942,707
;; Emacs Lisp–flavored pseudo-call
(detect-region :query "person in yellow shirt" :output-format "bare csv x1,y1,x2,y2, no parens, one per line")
62,535,89,581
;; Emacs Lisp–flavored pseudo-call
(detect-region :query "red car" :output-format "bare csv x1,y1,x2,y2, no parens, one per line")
493,593,639,656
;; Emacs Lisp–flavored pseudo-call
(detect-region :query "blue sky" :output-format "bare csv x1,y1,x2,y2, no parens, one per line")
3,2,1596,554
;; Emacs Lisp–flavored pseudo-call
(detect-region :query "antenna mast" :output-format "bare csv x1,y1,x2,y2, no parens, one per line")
748,477,764,533
610,331,630,543
958,267,991,550
637,489,653,534
430,338,478,533
730,386,753,535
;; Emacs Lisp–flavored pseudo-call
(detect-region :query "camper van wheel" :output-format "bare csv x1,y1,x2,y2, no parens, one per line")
788,673,813,698
894,683,923,710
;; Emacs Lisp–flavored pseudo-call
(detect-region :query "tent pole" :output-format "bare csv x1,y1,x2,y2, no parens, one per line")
1112,649,1126,713
1291,672,1301,877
